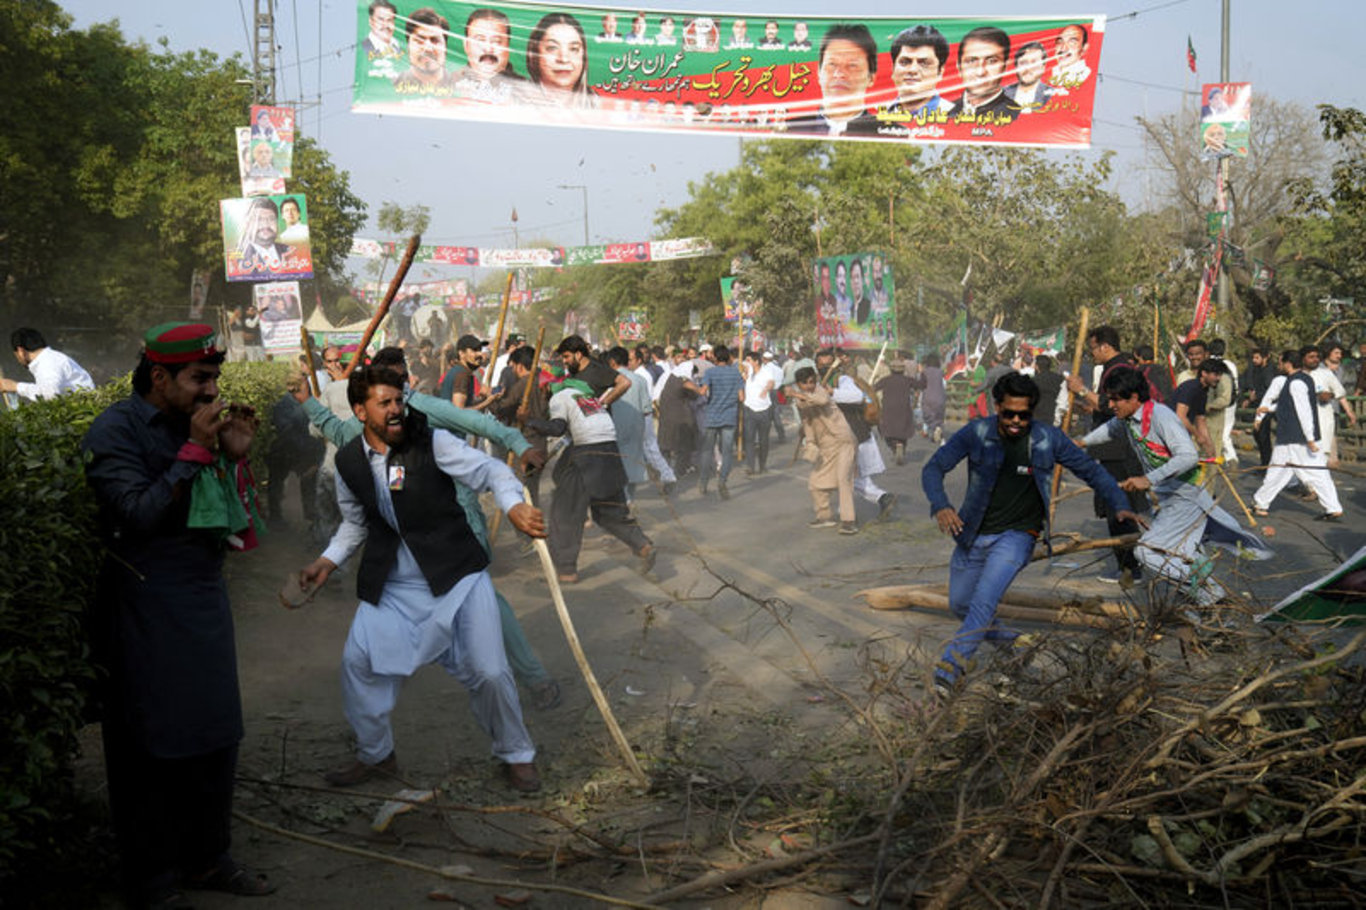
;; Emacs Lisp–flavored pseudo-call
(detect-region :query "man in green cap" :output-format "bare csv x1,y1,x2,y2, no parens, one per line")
83,323,275,906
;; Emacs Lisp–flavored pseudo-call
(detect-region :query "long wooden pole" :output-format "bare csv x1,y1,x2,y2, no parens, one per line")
484,272,515,390
343,234,421,378
1049,307,1090,528
524,489,648,786
300,326,322,397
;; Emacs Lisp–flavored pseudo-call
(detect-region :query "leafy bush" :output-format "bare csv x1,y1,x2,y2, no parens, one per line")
0,361,288,885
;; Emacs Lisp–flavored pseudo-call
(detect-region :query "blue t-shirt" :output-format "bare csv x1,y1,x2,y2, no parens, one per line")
698,363,743,428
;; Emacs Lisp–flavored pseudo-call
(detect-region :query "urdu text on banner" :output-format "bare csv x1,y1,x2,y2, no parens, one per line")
353,3,1105,148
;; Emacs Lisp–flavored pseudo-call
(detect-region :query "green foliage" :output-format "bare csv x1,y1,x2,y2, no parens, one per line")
0,385,119,880
0,0,366,349
0,361,285,883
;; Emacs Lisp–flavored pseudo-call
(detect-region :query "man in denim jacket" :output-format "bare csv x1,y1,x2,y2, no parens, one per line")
922,371,1140,695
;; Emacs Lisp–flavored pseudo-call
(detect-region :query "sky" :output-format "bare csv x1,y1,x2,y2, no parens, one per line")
59,0,1366,285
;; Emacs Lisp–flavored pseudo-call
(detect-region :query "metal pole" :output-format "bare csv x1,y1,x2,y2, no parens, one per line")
1215,0,1231,323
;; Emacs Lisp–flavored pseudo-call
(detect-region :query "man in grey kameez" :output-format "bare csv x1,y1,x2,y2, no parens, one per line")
1081,367,1272,606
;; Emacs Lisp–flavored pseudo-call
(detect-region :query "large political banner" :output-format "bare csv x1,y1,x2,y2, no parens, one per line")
220,195,314,283
814,253,896,350
353,3,1104,148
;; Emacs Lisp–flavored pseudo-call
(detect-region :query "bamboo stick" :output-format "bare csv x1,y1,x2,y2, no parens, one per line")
343,234,421,378
524,489,648,786
1049,307,1090,527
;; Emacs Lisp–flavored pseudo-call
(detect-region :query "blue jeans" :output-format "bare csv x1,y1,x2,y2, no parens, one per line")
699,425,736,487
938,530,1036,684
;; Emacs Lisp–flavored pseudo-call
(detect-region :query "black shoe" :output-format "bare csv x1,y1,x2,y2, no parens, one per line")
699,481,709,496
661,481,676,497
1315,512,1343,522
878,492,896,519
718,483,730,500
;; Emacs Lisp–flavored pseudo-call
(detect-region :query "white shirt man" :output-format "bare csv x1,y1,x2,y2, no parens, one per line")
3,338,94,400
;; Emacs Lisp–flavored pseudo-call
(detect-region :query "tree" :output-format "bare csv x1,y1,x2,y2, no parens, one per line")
1140,99,1329,343
1278,105,1366,344
0,1,365,360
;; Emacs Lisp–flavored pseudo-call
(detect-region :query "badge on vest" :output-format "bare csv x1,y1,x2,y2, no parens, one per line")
1016,465,1032,475
388,464,405,491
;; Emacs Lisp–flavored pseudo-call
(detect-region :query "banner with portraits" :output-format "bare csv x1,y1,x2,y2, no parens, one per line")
1199,82,1250,161
253,281,304,353
617,310,648,341
249,105,296,177
347,235,716,266
352,3,1104,148
236,128,285,197
813,252,897,351
220,195,314,282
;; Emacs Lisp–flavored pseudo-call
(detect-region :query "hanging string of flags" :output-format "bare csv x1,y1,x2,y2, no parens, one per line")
348,236,716,267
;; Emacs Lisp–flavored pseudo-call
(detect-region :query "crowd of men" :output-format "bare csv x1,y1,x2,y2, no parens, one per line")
2,315,1360,906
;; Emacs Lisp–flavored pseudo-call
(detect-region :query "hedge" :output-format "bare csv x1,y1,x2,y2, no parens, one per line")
0,361,289,884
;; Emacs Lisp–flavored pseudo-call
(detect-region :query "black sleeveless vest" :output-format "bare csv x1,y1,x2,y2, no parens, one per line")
334,410,488,604
1274,372,1320,446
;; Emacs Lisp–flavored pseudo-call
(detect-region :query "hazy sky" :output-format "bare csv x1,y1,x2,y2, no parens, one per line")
59,0,1364,282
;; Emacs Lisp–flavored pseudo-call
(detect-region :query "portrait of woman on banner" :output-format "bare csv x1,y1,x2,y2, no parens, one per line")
518,13,598,112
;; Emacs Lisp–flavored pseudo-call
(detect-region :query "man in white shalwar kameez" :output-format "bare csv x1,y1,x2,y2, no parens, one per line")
1081,367,1272,606
302,366,547,792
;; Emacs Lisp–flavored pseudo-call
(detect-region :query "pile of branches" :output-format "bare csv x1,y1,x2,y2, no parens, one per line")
869,611,1366,908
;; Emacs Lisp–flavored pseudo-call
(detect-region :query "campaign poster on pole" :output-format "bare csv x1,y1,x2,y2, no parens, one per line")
236,127,285,197
249,105,296,177
1199,82,1251,161
352,3,1104,149
189,269,210,319
220,195,314,282
253,281,304,353
813,252,896,350
720,276,758,325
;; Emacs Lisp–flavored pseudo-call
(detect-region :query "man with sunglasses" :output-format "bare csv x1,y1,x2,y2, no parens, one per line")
922,372,1139,697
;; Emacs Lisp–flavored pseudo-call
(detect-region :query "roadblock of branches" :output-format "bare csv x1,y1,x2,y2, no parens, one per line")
854,594,1366,908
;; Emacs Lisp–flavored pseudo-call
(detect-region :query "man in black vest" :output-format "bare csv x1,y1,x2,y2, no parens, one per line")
1251,348,1344,520
301,366,547,792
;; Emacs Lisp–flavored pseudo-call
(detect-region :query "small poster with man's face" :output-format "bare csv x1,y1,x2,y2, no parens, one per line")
1199,82,1251,161
253,281,304,353
220,195,314,282
248,105,295,177
236,127,284,197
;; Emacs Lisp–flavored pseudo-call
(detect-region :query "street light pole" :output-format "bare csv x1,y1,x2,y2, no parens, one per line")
558,184,590,245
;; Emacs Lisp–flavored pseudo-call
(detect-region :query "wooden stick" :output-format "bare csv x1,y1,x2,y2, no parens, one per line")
525,488,648,786
855,586,1119,629
343,234,421,378
1049,307,1089,527
866,583,1139,620
300,326,322,397
1212,460,1256,527
484,272,515,390
232,810,660,909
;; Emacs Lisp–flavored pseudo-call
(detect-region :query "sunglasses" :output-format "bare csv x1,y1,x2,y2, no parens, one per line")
999,408,1032,421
